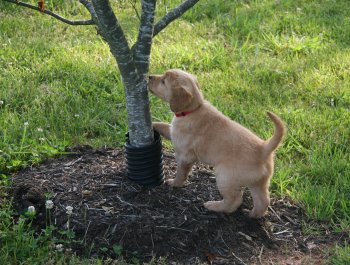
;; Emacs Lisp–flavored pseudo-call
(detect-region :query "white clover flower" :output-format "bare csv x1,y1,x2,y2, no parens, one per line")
45,200,54,209
74,114,80,118
24,122,29,126
28,206,36,214
37,128,43,132
0,100,4,105
66,206,73,215
56,244,64,252
39,138,45,142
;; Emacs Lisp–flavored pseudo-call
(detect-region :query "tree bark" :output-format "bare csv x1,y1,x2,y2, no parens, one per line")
123,78,154,147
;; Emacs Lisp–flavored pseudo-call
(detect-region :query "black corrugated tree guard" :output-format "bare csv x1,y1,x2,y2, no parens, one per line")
5,0,200,186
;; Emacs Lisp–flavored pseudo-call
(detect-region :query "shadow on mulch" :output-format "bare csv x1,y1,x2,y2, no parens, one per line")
10,146,347,264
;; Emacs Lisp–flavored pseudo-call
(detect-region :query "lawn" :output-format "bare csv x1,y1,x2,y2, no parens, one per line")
1,0,349,263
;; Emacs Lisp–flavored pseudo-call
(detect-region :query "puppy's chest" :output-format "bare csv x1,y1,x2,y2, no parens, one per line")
170,121,196,148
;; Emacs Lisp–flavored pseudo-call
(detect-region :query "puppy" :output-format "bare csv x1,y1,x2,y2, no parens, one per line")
148,69,285,218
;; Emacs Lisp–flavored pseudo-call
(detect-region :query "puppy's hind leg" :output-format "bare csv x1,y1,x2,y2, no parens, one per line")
204,191,243,213
248,182,270,218
152,122,171,140
204,173,243,213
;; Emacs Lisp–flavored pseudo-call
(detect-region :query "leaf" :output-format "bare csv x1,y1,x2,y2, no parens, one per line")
112,244,122,256
100,247,108,252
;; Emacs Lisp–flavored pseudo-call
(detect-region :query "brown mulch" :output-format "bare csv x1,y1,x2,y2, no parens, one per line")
10,146,347,264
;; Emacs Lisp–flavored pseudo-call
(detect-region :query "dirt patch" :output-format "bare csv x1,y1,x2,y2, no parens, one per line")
10,146,347,264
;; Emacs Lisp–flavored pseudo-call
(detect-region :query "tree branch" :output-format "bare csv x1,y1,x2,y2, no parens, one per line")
153,0,200,37
91,0,139,82
3,0,95,26
79,0,98,23
132,0,156,75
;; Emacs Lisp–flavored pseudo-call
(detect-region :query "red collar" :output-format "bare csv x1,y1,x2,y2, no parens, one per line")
175,111,193,117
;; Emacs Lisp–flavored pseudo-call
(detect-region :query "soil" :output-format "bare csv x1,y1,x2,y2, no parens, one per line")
10,146,348,264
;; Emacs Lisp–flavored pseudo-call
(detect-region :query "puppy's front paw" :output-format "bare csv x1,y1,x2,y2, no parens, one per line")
165,178,184,187
152,122,161,132
204,201,222,212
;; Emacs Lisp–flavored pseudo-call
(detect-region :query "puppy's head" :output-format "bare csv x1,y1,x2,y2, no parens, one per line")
148,69,203,113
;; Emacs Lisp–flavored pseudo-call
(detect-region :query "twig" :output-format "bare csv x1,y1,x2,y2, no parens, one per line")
274,229,290,235
268,222,287,228
151,233,155,249
130,0,141,21
83,207,105,211
274,237,290,242
83,220,91,244
115,195,135,207
156,225,192,233
283,214,298,225
64,157,82,167
268,206,283,222
101,183,119,187
219,231,230,249
231,251,247,265
238,231,253,241
3,0,95,25
258,245,264,264
118,214,141,218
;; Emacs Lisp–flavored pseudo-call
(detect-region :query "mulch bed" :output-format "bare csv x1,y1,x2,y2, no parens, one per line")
10,146,348,264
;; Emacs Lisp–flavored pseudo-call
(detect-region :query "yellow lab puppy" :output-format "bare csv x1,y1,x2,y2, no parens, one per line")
148,69,285,218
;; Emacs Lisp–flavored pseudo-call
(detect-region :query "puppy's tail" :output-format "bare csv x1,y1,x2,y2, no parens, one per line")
262,112,285,158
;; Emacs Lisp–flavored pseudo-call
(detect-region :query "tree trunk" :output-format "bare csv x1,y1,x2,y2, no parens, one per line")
126,0,157,147
92,0,162,186
92,0,154,147
123,78,153,147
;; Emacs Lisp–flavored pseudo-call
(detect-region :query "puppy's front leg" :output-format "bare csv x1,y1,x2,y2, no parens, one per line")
166,161,193,187
152,122,171,140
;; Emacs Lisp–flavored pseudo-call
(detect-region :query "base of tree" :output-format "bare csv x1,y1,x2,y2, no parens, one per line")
10,146,346,263
125,131,164,187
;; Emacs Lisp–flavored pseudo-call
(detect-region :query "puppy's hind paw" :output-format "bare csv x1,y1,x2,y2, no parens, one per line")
165,178,175,186
165,178,184,187
204,200,226,212
248,208,266,219
204,200,239,213
204,201,217,211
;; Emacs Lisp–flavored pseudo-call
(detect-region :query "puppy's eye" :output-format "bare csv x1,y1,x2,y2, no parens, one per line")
161,79,165,84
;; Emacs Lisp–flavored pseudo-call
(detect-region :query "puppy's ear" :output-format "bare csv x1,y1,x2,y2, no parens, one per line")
170,85,193,113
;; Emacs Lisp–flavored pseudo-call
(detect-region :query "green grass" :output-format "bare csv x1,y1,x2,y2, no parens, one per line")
332,243,350,264
1,0,350,263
